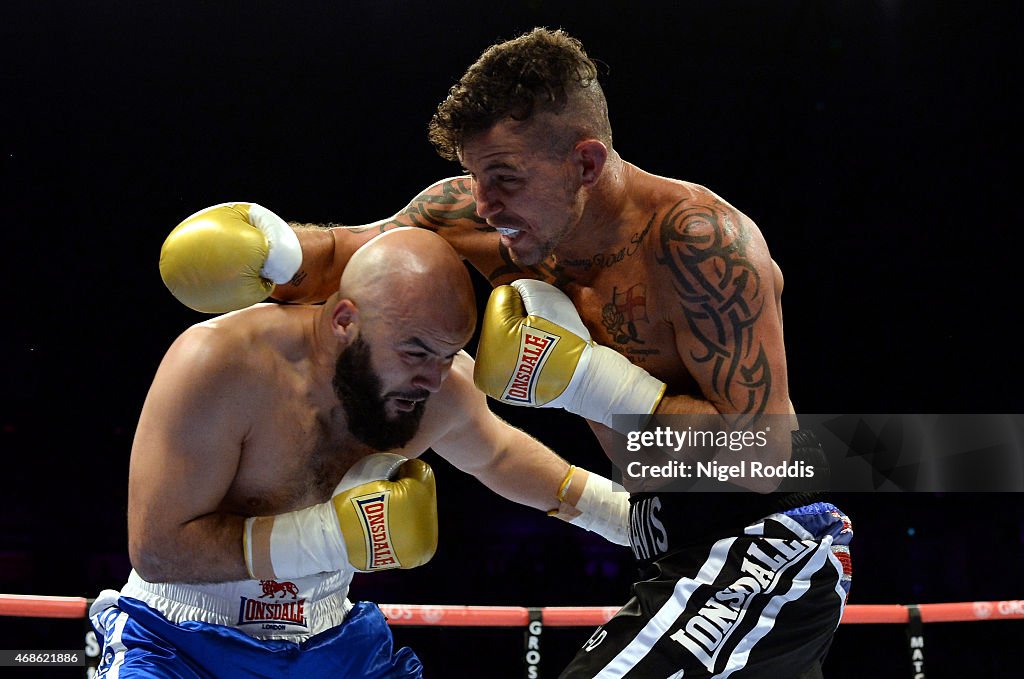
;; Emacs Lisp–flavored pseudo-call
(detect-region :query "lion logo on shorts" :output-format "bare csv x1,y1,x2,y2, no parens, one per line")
259,580,299,599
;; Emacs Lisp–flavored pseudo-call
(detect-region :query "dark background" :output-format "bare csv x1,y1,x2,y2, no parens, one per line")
1,1,1021,677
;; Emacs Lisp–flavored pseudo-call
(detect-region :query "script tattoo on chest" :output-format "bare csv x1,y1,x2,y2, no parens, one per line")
559,214,656,271
488,214,658,291
656,198,772,416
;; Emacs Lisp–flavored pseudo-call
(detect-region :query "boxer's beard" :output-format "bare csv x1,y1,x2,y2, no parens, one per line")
332,337,427,451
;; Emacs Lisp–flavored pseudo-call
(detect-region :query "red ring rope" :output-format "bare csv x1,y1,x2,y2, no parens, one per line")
2,594,1023,625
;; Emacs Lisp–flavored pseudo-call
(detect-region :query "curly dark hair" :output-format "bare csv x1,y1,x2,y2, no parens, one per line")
428,27,611,162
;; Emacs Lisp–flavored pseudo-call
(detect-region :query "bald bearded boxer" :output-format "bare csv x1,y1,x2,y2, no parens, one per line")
93,223,629,678
159,30,852,679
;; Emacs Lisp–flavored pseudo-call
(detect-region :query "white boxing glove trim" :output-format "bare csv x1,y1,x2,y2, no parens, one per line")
510,280,665,431
556,344,666,432
511,279,592,338
244,501,348,580
334,453,408,495
243,453,411,579
248,203,303,284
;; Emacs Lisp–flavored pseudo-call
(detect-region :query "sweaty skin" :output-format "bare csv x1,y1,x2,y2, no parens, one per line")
130,228,582,584
272,124,793,490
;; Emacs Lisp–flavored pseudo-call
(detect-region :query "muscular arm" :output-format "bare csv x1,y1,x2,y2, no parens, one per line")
273,177,558,303
653,193,795,486
426,354,578,511
128,326,254,583
655,195,791,417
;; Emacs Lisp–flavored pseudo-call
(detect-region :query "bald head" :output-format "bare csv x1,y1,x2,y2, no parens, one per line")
324,229,475,449
338,228,477,337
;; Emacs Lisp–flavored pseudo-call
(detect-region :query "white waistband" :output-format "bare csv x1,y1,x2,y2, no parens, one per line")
118,569,354,641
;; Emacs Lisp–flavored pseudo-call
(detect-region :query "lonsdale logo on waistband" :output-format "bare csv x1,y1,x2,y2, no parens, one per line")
237,580,308,632
354,491,400,570
501,326,560,405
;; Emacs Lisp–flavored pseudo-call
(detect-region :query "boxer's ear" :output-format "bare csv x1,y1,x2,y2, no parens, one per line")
331,299,359,344
573,139,608,187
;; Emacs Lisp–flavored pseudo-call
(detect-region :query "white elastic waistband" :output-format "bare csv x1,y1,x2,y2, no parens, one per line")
118,569,354,640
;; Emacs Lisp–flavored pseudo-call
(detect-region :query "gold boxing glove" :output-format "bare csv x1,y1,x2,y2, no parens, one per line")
475,279,666,433
159,203,302,313
243,454,438,579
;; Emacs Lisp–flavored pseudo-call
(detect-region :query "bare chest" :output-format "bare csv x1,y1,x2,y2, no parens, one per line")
561,263,700,396
221,398,376,517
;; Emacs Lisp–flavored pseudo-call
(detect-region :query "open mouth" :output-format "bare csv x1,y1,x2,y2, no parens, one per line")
392,398,420,412
390,391,429,412
495,226,523,244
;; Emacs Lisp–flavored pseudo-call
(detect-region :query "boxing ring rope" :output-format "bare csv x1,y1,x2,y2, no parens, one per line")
4,593,1024,624
3,594,1023,676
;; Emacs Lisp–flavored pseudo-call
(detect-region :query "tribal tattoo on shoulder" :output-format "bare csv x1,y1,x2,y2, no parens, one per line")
656,198,772,417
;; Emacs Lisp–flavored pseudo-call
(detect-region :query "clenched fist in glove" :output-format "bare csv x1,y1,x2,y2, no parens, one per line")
160,203,302,313
243,454,438,579
474,279,666,433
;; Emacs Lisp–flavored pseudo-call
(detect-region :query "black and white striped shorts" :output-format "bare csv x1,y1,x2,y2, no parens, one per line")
560,502,853,678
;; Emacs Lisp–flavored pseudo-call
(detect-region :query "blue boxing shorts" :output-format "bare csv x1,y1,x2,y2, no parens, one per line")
90,570,422,678
560,498,853,678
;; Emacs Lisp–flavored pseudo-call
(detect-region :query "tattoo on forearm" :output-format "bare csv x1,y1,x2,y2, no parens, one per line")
487,245,574,288
656,199,770,416
382,178,568,288
383,178,488,232
291,222,385,236
289,222,340,231
486,243,530,283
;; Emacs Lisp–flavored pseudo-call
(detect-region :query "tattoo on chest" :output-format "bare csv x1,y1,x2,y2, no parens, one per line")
486,214,658,286
656,198,772,416
559,214,656,271
386,178,487,232
601,284,649,345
